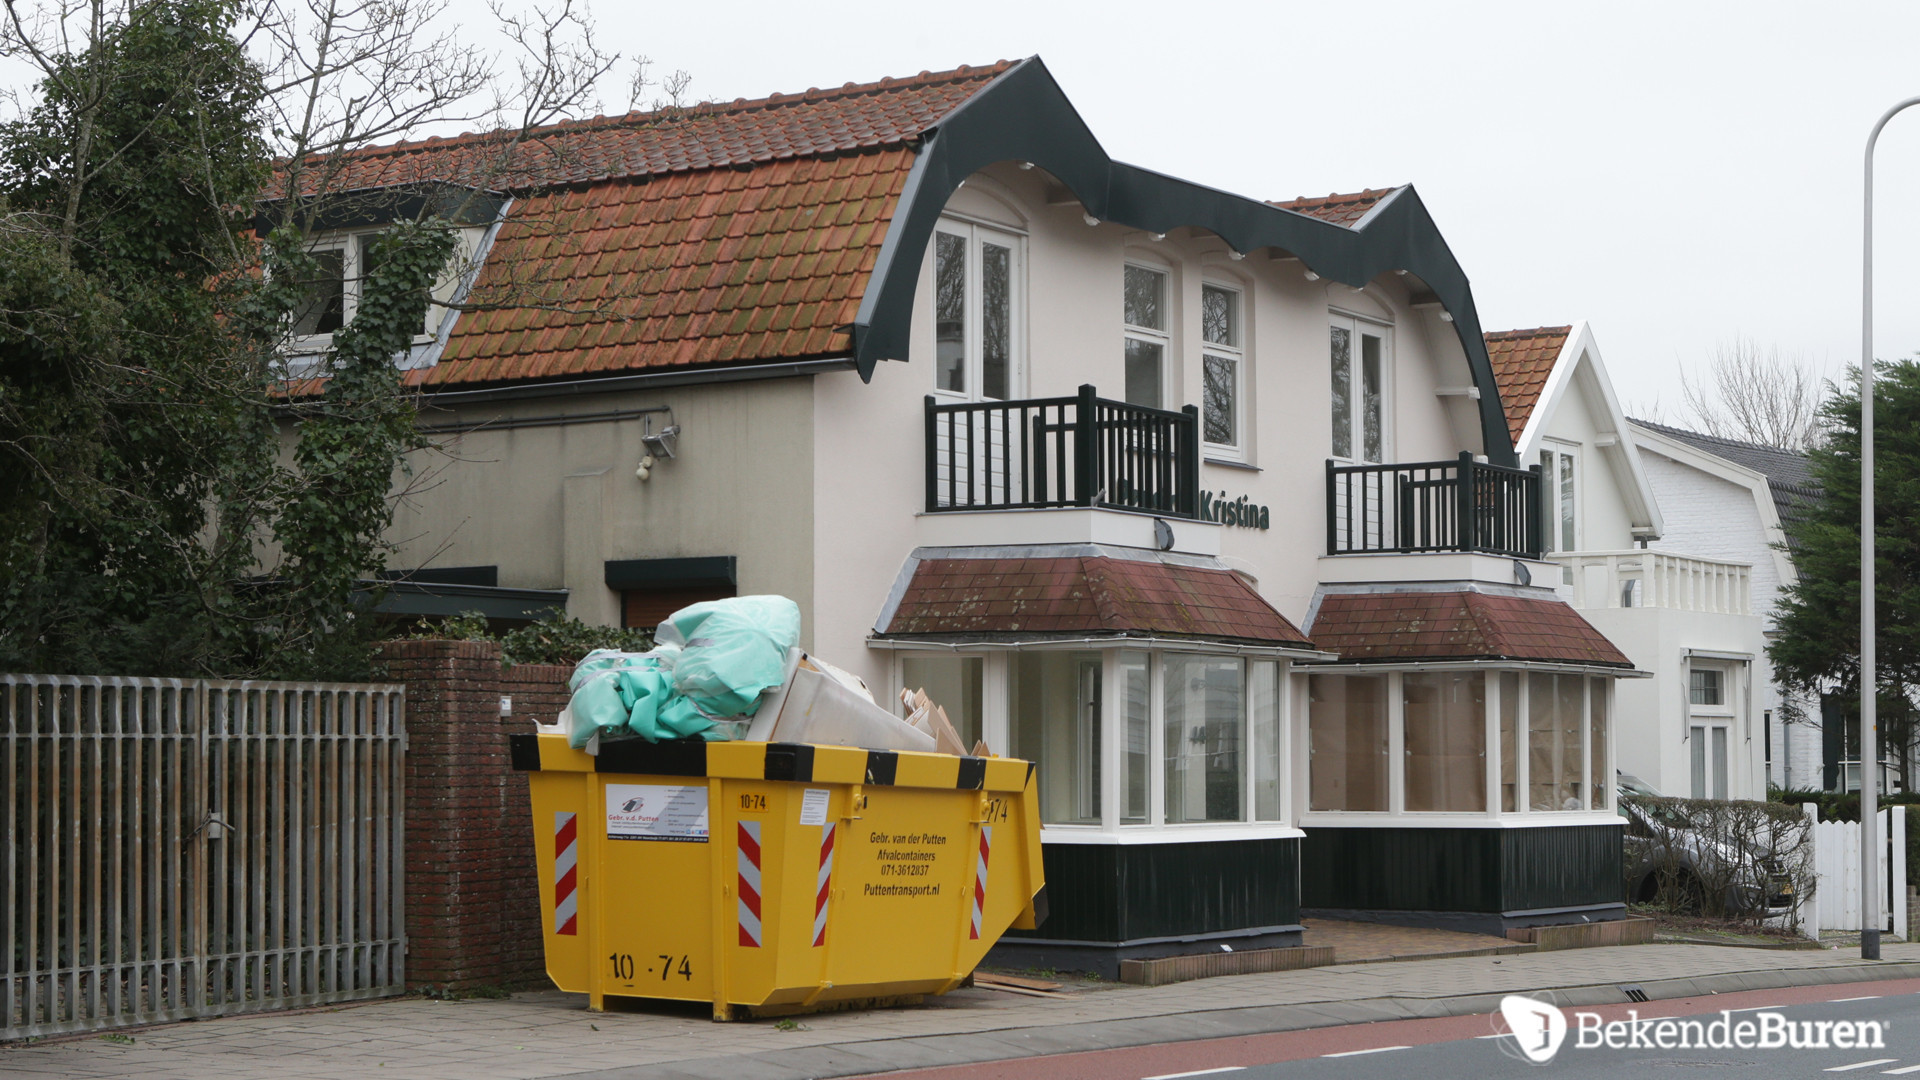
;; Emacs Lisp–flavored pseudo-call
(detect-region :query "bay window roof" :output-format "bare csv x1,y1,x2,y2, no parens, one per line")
1305,586,1632,667
874,548,1316,647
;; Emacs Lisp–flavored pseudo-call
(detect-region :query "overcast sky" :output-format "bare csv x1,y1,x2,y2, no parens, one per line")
517,0,1920,420
10,0,1917,420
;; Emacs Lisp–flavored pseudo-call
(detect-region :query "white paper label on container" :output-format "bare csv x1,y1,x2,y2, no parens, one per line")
798,788,831,826
605,784,709,842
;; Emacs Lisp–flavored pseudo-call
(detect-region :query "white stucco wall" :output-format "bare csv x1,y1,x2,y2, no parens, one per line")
808,164,1486,691
1636,441,1815,790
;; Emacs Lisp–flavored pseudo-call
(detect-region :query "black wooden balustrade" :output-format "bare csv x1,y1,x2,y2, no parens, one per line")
925,384,1200,518
1326,452,1543,558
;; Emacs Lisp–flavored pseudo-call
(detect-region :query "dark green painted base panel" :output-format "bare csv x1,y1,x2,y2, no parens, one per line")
988,926,1304,982
992,837,1302,976
1300,823,1624,931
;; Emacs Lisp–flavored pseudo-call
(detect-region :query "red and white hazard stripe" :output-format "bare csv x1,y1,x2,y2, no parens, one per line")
813,823,835,947
554,811,579,936
969,826,993,940
737,821,763,948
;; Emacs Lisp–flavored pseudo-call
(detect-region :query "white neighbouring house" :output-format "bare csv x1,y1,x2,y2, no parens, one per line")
1625,420,1843,794
1484,324,1773,803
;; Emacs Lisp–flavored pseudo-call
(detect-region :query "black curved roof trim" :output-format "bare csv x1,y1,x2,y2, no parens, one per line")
849,57,1516,466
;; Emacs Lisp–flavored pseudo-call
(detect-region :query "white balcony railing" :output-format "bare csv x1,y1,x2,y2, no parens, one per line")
1555,550,1751,615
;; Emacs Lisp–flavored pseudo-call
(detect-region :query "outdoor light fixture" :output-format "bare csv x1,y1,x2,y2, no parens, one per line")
1303,270,1321,282
636,411,679,482
1082,212,1100,227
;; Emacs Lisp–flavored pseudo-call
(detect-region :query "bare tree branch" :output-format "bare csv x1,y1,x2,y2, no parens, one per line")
1680,336,1826,450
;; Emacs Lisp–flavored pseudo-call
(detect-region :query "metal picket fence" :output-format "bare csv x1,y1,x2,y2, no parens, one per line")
2,675,406,1040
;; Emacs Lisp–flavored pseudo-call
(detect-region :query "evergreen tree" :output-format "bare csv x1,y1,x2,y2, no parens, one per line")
1770,359,1920,788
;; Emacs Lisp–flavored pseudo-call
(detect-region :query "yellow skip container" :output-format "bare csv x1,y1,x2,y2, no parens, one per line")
508,733,1046,1019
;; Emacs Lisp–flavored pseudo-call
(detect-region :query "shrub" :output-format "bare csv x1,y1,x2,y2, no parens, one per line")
409,611,653,667
1621,794,1816,930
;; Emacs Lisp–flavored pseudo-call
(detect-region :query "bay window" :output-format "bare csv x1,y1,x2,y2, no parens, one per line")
1403,672,1486,813
899,648,1294,832
1308,674,1389,811
900,654,984,749
1164,655,1245,823
1306,667,1614,818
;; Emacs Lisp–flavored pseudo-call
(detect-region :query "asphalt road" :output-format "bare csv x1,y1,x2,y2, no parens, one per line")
866,978,1920,1080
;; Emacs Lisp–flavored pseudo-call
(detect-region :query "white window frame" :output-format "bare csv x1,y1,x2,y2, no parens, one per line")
1539,441,1582,555
1329,314,1391,464
1298,665,1619,827
290,229,446,349
890,645,1301,843
1123,262,1172,410
1200,280,1246,459
930,218,1026,402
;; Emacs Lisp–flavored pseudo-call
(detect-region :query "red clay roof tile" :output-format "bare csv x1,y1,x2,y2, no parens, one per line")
881,557,1313,645
1309,590,1630,666
1268,187,1402,227
1484,326,1572,445
292,64,1016,390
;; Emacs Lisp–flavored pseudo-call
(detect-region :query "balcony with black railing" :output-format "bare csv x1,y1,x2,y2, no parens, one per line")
924,384,1200,518
1327,453,1543,559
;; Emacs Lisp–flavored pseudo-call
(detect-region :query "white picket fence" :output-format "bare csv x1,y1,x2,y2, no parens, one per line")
1805,805,1908,937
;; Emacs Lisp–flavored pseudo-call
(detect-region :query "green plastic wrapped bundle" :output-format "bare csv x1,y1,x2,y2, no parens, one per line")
563,597,803,749
655,596,802,721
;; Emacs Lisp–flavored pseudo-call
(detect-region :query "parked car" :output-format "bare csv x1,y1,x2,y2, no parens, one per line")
1618,771,1794,915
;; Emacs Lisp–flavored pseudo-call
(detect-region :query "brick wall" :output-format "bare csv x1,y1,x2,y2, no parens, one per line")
379,639,571,991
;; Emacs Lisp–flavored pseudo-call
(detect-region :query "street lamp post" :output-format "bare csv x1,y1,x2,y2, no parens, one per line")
1858,96,1920,961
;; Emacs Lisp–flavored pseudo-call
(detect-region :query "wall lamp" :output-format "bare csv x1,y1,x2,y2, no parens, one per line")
636,411,679,481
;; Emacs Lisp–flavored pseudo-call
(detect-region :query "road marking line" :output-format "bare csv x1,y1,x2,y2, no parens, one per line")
1142,1069,1245,1080
1322,1046,1412,1058
1879,1066,1920,1076
1724,1005,1778,1013
1475,1033,1511,1039
1831,996,1884,1003
1826,1061,1899,1072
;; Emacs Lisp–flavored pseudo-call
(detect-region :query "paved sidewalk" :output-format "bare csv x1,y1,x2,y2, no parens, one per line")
6,942,1918,1080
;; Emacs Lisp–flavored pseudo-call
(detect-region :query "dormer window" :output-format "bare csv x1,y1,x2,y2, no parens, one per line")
290,232,438,343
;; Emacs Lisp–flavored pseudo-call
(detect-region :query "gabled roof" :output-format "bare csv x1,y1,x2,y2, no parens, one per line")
1269,187,1402,228
1486,321,1663,540
310,57,1521,461
877,555,1314,645
1630,419,1822,540
312,63,1014,192
321,65,1013,388
1485,326,1572,446
1307,588,1632,667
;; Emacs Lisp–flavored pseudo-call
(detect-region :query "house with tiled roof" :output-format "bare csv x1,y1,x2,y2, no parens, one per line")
1483,323,1773,813
292,56,1644,971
